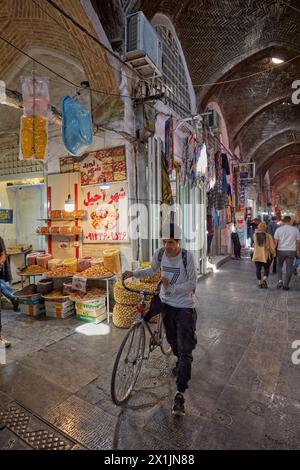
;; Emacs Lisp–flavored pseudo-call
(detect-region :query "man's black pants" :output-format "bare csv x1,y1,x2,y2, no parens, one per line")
161,303,197,394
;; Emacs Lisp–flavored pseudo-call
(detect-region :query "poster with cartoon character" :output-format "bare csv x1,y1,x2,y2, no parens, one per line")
82,182,128,243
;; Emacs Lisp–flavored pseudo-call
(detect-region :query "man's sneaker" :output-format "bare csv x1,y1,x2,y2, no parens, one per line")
262,278,268,288
172,392,185,416
277,280,283,289
283,286,290,291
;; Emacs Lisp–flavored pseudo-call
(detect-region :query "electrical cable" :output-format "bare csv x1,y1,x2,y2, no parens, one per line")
30,0,146,88
32,0,300,91
0,33,138,99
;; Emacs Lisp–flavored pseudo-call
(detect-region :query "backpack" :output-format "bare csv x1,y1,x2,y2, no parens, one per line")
157,247,188,275
157,247,195,294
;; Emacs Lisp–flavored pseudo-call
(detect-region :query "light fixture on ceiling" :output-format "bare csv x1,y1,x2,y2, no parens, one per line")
272,57,284,64
64,194,75,212
99,179,110,190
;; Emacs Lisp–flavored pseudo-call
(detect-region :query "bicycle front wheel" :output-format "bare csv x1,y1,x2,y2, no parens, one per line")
159,315,172,356
111,322,145,405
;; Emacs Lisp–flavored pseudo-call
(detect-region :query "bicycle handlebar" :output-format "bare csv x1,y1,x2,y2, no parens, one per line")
121,276,161,296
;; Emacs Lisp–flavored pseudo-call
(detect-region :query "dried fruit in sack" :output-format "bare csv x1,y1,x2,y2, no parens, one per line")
80,265,113,278
20,265,47,275
112,303,140,329
43,289,66,298
139,262,161,283
69,288,105,302
113,280,157,305
44,266,75,277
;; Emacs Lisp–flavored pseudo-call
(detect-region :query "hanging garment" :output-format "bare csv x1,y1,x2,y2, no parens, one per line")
227,184,232,206
222,168,228,194
213,208,219,228
221,153,230,175
220,209,227,228
165,116,174,173
225,206,232,224
161,148,173,205
196,143,208,176
215,151,222,181
62,96,93,156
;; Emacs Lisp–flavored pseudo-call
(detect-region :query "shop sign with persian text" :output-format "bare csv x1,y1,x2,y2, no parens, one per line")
80,146,126,186
82,182,128,243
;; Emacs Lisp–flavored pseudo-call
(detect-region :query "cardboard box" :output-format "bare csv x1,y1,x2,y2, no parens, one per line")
19,303,45,317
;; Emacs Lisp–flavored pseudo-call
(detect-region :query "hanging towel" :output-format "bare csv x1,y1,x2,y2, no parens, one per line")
196,143,208,176
165,116,174,173
161,148,173,205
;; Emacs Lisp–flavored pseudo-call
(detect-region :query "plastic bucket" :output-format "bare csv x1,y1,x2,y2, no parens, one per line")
103,248,121,273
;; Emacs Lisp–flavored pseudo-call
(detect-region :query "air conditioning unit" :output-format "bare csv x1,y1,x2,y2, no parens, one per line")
204,109,220,129
239,162,256,180
125,11,162,77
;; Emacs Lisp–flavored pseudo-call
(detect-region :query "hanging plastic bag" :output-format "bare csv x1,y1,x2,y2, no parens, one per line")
62,96,93,156
19,77,49,161
0,80,6,104
22,77,49,117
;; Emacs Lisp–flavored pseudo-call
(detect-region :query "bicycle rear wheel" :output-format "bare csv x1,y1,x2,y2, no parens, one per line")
159,315,172,356
111,322,145,405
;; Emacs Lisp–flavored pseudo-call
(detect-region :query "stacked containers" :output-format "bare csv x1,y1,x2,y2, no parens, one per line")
77,258,91,272
75,296,106,323
37,254,52,270
18,293,44,316
45,298,75,318
62,258,77,272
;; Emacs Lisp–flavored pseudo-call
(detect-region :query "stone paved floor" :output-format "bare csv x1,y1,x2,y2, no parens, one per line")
0,258,300,449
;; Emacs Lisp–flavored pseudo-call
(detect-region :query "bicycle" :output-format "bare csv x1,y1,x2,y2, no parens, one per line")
111,277,172,406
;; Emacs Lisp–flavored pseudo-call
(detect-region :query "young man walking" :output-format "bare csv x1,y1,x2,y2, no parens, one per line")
123,223,197,416
274,216,300,290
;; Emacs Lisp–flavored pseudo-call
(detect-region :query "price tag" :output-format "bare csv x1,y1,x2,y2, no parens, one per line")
72,275,87,294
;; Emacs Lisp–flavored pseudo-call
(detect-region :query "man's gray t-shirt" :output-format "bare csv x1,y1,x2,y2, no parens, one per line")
133,248,197,308
274,225,300,251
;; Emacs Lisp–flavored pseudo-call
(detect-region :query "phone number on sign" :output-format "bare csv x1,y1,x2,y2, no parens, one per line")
85,232,127,241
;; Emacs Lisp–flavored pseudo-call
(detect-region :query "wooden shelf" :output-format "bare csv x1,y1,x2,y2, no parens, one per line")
36,218,85,221
36,233,82,237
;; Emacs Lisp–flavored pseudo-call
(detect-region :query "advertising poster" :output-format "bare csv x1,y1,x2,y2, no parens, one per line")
0,209,13,223
80,146,126,186
82,182,128,243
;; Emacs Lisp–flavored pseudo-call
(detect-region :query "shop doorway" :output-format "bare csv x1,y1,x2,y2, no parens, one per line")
10,184,46,251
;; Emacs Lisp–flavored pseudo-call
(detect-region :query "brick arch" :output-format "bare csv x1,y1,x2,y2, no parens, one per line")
0,0,119,95
259,142,300,174
206,100,230,150
249,129,300,165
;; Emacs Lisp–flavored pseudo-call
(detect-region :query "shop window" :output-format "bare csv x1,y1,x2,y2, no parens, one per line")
155,25,191,118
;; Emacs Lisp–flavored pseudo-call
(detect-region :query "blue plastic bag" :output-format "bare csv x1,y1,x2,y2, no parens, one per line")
62,96,93,156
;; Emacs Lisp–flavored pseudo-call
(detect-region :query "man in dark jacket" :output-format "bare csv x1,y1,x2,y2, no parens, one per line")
267,216,279,273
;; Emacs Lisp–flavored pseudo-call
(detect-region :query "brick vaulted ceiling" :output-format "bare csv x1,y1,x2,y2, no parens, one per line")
129,0,300,206
0,0,119,139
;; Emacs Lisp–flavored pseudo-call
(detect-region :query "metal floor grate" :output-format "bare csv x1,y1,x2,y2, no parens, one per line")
0,403,82,450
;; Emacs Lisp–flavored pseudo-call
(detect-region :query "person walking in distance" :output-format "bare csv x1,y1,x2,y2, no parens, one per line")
252,222,276,288
231,225,241,259
122,222,197,416
274,216,300,290
267,216,279,273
